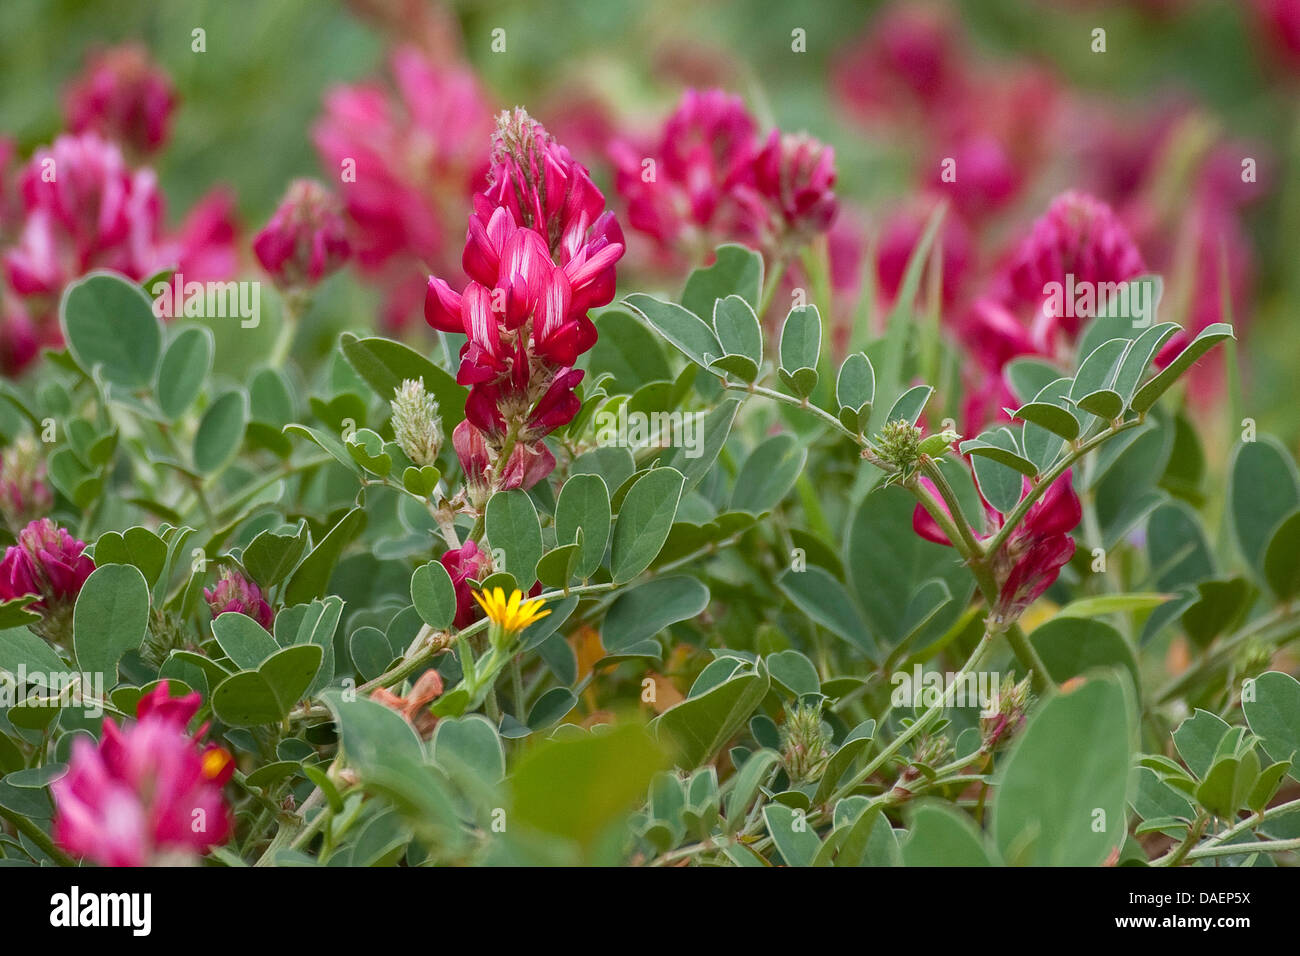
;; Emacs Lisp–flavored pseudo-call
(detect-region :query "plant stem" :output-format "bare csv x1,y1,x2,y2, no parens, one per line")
0,803,76,866
984,419,1141,558
831,620,1000,802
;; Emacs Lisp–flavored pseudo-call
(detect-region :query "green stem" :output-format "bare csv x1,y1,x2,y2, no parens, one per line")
831,620,1000,802
984,420,1141,558
916,458,985,558
0,803,76,866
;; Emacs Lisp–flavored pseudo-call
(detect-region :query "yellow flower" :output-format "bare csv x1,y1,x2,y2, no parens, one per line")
473,587,549,635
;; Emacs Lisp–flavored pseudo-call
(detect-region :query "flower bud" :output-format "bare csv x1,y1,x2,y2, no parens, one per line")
390,378,443,468
874,419,922,470
204,567,275,631
252,178,351,290
0,519,95,643
980,673,1033,751
0,436,53,531
64,44,176,158
780,700,832,783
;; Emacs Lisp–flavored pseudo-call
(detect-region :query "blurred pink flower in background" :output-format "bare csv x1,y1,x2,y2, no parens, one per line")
314,45,493,331
0,437,53,531
52,683,233,867
611,88,762,257
253,178,351,290
0,131,238,376
64,44,176,158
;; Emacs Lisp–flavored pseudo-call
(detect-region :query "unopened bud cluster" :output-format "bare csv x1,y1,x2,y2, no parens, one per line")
980,674,1033,751
390,378,443,468
780,700,832,783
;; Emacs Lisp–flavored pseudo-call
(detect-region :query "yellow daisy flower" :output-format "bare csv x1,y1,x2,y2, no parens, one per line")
473,587,549,635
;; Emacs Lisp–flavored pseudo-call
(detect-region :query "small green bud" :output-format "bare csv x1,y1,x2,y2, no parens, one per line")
390,379,443,468
874,419,922,469
780,699,832,783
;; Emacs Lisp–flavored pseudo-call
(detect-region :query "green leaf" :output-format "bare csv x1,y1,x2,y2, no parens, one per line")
960,431,1037,479
1112,322,1180,403
59,271,163,388
1229,437,1300,578
993,673,1134,866
193,390,247,474
320,688,424,777
763,803,821,867
624,293,722,370
1070,338,1128,403
655,660,770,768
1005,357,1063,405
1242,671,1300,780
884,384,933,428
845,485,971,650
284,507,366,605
431,714,506,785
0,626,68,677
1130,323,1235,413
589,310,674,393
1147,501,1214,591
661,398,740,493
766,649,820,698
349,626,393,681
210,644,323,727
340,333,467,430
681,244,763,319
554,474,612,578
410,560,457,631
510,723,667,853
610,468,685,584
157,326,213,419
776,566,872,656
72,564,150,680
779,305,821,395
282,423,360,475
1028,617,1139,690
731,433,807,515
712,294,763,367
966,427,1028,513
724,748,780,832
1173,709,1231,780
249,367,295,426
604,576,709,653
1264,511,1300,600
1075,389,1123,420
212,611,278,669
1056,592,1170,618
902,803,994,866
92,527,167,589
241,525,308,590
0,597,40,631
835,352,875,433
1013,400,1079,443
813,720,876,805
485,489,544,585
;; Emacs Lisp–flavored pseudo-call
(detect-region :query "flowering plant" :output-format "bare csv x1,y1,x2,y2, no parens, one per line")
2,2,1300,879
